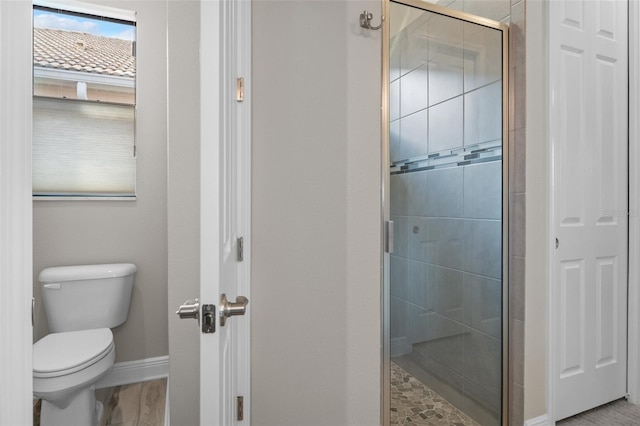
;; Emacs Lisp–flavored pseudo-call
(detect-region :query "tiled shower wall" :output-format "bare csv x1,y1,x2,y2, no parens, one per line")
430,1,526,425
389,7,504,423
390,164,503,418
389,0,526,424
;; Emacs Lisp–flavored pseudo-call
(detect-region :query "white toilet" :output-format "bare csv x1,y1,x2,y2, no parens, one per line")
33,263,137,426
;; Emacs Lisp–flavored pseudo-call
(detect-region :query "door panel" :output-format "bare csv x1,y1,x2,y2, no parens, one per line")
559,259,585,379
595,257,616,367
550,0,628,420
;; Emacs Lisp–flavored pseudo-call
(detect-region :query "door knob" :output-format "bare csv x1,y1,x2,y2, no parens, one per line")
220,294,249,326
176,299,199,320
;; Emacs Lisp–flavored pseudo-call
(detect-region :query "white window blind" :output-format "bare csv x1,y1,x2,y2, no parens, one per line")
33,97,136,197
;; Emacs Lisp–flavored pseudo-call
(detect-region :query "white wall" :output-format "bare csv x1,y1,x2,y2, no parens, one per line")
32,0,169,363
251,1,381,424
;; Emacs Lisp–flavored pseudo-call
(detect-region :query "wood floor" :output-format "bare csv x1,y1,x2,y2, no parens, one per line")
34,378,167,426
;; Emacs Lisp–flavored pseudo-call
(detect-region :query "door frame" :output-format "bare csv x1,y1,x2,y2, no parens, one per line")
546,0,637,422
0,1,34,424
627,0,640,408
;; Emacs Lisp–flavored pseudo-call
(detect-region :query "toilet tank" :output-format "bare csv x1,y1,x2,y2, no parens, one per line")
39,263,137,333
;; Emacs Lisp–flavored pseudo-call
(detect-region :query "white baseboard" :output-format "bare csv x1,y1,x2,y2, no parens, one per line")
96,355,169,389
525,414,550,426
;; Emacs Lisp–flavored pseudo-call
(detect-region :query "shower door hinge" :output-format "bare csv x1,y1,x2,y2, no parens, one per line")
237,237,244,261
237,396,244,421
236,77,244,102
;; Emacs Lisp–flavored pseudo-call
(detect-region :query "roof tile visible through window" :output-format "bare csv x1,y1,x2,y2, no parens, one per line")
33,28,135,77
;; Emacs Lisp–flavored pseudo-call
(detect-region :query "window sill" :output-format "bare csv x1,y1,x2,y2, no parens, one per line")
33,196,137,201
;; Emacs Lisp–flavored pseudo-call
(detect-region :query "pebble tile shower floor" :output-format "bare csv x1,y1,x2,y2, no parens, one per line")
391,362,481,426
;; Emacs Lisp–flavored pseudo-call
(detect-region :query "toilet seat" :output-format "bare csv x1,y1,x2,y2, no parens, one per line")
34,328,114,378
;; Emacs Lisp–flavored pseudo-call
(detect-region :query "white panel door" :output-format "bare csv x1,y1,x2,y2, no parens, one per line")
550,0,628,420
199,0,251,424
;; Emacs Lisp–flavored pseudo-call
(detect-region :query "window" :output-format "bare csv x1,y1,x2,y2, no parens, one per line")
32,1,136,198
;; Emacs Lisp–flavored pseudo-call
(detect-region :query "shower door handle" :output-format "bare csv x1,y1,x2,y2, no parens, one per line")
385,220,394,254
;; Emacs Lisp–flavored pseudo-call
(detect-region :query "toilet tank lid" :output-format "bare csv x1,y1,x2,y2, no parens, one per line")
39,263,137,283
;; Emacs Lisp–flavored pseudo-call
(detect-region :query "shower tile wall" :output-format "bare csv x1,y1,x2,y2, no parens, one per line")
389,7,503,425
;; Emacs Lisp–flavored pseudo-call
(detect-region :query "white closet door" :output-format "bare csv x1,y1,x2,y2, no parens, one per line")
550,0,628,420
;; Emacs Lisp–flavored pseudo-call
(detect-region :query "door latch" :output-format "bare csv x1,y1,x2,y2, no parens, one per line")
201,304,215,333
176,299,216,333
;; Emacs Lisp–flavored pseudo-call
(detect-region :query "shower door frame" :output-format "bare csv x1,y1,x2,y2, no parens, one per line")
380,1,510,424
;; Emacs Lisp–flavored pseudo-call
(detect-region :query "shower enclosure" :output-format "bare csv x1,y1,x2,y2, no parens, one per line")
383,1,508,425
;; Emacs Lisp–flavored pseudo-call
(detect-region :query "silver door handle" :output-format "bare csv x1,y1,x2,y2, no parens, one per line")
220,294,249,326
176,299,199,320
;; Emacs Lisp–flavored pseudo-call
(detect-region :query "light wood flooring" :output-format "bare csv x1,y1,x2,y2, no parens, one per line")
34,378,167,426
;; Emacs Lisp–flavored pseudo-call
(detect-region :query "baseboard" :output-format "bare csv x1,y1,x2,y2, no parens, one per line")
96,355,169,389
525,414,550,426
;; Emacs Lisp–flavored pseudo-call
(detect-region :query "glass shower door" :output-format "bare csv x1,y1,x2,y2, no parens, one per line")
386,2,508,425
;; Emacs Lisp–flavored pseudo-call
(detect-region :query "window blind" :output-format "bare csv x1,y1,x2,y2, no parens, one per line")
33,97,136,196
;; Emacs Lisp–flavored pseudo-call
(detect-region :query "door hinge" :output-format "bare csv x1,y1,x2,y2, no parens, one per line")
236,77,244,102
237,396,244,421
237,237,244,261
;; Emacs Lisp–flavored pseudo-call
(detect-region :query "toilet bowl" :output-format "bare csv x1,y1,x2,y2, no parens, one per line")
34,329,115,425
33,263,136,426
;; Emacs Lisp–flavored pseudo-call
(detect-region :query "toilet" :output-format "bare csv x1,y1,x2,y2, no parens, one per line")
33,263,137,426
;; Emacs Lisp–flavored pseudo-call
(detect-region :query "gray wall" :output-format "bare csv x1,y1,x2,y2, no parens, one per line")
524,0,545,420
252,0,381,424
32,0,168,363
167,1,201,425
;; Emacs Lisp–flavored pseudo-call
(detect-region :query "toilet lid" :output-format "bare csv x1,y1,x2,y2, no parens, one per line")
33,328,114,377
